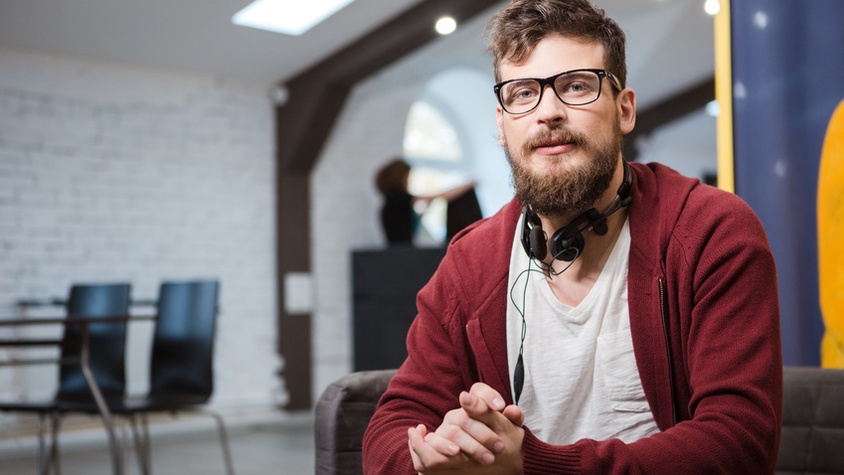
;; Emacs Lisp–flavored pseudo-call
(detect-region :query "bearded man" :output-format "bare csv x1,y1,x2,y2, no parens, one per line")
363,1,783,473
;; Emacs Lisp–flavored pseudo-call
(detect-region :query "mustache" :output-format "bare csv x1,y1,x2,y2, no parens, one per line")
521,127,588,156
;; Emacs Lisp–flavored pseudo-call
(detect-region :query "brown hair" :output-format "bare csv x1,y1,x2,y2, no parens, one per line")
375,158,411,195
486,0,627,90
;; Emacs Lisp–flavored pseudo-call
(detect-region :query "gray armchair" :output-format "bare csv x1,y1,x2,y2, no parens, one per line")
315,369,396,475
777,366,844,474
314,366,844,475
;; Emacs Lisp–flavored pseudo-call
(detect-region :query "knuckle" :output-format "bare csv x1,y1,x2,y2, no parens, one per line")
440,424,461,440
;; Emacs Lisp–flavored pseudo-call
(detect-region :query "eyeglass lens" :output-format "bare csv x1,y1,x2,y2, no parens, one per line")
499,70,602,114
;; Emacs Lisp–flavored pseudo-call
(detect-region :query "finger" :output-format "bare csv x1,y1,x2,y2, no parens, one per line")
459,391,489,416
409,425,455,471
459,391,505,435
421,430,460,457
436,415,500,464
408,437,422,469
407,426,425,470
468,382,507,412
502,404,525,427
407,424,427,453
430,431,495,466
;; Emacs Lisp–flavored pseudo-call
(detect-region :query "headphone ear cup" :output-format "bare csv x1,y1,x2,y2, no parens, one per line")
550,231,584,262
529,225,547,260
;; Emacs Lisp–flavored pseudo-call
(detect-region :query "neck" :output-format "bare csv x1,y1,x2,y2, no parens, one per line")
537,160,628,274
542,208,626,307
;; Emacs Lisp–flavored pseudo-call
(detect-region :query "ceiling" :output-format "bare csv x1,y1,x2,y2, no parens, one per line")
0,0,715,108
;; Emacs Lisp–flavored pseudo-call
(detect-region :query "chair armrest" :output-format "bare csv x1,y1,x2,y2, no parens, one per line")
314,369,396,475
777,366,844,473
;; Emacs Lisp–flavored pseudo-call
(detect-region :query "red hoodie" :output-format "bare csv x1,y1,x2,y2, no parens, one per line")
363,162,783,474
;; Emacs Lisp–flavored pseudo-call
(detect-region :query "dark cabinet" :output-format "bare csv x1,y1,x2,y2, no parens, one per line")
352,247,446,371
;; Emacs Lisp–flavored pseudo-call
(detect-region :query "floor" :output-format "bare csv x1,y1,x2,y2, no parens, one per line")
0,410,315,475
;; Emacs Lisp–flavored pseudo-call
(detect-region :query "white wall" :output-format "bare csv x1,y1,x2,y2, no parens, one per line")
0,46,283,427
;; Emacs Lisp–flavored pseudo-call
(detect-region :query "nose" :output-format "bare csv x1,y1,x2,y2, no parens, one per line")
533,84,567,124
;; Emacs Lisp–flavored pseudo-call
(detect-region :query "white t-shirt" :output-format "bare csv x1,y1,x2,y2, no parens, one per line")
506,215,659,444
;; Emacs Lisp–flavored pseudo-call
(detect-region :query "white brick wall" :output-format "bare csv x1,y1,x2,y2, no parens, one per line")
0,47,283,427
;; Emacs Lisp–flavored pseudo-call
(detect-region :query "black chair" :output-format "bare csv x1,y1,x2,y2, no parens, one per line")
0,282,132,475
58,284,131,404
120,280,234,475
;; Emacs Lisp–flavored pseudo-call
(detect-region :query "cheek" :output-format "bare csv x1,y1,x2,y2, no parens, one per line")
499,120,530,148
499,129,508,147
496,111,508,147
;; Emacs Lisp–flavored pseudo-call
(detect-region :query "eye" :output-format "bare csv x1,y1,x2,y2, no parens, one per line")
504,80,540,104
556,73,598,97
565,82,590,93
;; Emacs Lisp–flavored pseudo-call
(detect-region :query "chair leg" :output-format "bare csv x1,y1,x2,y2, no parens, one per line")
141,414,151,473
47,412,61,475
128,414,151,475
118,418,135,475
205,410,235,475
36,413,47,475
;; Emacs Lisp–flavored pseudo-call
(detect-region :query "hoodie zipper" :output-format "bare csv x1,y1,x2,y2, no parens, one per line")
659,277,679,426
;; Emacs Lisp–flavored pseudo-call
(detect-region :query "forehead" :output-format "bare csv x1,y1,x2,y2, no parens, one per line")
498,35,605,80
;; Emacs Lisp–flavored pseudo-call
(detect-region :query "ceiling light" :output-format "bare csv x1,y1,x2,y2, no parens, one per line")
435,17,457,35
704,0,720,16
705,100,720,117
232,0,357,36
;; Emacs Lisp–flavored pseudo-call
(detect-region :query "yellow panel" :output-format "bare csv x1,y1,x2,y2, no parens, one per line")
715,0,735,193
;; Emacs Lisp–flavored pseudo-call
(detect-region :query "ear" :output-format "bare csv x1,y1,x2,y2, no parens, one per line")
617,88,636,135
496,106,508,147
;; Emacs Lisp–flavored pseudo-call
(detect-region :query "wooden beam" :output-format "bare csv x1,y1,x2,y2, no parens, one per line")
275,0,502,409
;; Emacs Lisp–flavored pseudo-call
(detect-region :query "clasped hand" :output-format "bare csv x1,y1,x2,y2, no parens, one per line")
407,383,525,474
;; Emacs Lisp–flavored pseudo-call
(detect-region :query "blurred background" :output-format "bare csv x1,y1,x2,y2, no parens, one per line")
1,0,841,473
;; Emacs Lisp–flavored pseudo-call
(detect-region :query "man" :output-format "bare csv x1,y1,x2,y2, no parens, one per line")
362,0,783,473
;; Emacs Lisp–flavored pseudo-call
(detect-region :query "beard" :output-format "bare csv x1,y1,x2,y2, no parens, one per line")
506,116,623,219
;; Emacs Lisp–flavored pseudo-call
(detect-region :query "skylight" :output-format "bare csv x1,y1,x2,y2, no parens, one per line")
232,0,357,36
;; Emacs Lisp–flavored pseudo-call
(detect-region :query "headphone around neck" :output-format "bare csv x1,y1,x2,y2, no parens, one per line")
520,160,633,263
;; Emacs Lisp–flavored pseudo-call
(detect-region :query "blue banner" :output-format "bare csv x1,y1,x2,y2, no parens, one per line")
731,0,844,365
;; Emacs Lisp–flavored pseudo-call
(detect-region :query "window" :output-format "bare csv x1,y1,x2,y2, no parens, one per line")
403,99,469,244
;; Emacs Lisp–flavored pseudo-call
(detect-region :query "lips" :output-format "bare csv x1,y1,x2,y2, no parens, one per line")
528,131,581,156
535,141,574,155
538,138,570,147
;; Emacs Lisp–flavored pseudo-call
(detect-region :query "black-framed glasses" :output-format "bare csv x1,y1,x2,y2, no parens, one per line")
494,68,622,115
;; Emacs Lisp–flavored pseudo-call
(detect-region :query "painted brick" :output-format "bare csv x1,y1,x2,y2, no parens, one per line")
0,47,284,433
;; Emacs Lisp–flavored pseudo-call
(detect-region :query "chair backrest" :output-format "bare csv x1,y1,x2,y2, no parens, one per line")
314,369,396,475
57,283,131,403
776,366,844,474
148,280,220,404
